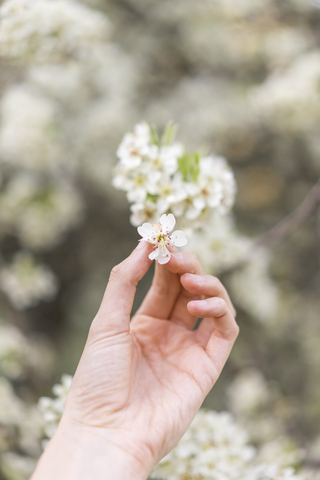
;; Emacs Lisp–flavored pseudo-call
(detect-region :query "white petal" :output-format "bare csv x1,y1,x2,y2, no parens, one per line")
157,250,171,264
127,188,147,203
157,198,170,215
160,213,176,232
137,223,154,239
185,182,199,196
149,248,160,260
193,196,206,211
171,230,188,247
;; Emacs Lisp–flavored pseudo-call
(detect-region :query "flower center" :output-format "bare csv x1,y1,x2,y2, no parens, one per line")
154,229,171,248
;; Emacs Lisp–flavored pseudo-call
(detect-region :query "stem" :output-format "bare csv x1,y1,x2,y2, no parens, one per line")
255,177,320,249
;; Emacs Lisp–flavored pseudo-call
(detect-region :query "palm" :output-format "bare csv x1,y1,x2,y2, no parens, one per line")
65,244,238,465
128,314,216,454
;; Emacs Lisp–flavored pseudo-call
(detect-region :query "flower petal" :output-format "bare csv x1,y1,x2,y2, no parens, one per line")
137,223,155,239
157,250,171,264
149,248,160,260
171,230,188,247
160,213,176,232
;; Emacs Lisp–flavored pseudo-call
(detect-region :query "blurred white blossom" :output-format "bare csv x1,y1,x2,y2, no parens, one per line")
228,250,280,322
0,174,84,249
150,409,301,480
1,452,36,480
38,374,73,443
0,0,110,63
187,216,251,274
0,252,58,309
0,85,61,170
251,52,320,133
227,369,270,417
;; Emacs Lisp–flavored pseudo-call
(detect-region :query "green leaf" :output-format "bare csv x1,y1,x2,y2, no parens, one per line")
161,121,178,146
149,125,160,146
178,151,201,182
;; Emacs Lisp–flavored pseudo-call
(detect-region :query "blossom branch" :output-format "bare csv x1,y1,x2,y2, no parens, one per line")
255,177,320,249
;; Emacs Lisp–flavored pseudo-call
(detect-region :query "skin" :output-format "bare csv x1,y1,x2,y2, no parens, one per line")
32,241,238,480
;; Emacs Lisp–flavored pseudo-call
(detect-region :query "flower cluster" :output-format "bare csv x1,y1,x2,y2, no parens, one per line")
38,374,73,445
0,252,58,310
113,122,236,230
0,0,110,63
0,174,84,250
37,376,304,480
0,85,61,170
150,409,301,480
228,250,280,322
251,52,320,134
0,321,55,381
186,216,252,275
0,376,43,479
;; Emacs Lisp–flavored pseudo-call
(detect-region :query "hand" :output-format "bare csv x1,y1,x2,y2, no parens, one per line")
32,241,238,480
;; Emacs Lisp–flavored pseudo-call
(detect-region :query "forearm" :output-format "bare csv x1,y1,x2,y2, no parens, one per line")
31,418,153,480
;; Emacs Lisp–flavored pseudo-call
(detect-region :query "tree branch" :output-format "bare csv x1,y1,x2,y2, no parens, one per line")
255,177,320,249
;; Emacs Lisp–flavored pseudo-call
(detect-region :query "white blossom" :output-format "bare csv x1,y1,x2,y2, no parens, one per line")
138,213,187,264
251,52,320,133
130,200,159,227
0,174,84,250
187,216,252,274
116,122,151,170
113,122,236,232
0,85,61,170
227,369,271,417
0,252,58,310
228,250,280,322
150,409,301,480
38,374,73,443
0,452,36,480
0,0,110,63
185,155,237,219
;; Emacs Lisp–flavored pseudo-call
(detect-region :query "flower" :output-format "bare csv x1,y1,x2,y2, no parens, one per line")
38,374,73,445
0,252,58,310
137,213,187,264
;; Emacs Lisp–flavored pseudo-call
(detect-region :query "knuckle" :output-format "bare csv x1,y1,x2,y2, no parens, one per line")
109,261,125,281
184,251,200,271
212,297,226,316
88,316,103,340
233,322,240,338
209,276,222,292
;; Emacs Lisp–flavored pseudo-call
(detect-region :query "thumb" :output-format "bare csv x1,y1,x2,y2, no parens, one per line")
91,241,153,336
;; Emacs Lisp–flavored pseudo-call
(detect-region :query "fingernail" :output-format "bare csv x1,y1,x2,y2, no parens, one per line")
195,299,208,308
136,240,147,250
190,274,204,283
171,252,184,261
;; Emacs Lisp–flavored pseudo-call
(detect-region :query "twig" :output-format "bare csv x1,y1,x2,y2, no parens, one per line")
255,177,320,249
220,177,320,276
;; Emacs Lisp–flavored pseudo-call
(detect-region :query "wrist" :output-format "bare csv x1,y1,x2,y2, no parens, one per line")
31,416,155,480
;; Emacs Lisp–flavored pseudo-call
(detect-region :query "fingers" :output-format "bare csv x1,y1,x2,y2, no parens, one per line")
136,251,202,321
188,296,239,374
181,274,236,318
135,260,181,319
165,252,202,328
91,241,153,336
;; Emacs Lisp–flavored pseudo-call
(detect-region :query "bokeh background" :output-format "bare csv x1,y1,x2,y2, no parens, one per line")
1,0,320,479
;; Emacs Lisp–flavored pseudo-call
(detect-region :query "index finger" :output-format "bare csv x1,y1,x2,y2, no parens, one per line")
135,250,202,321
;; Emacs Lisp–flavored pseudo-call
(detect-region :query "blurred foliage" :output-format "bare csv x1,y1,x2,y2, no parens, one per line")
1,0,320,478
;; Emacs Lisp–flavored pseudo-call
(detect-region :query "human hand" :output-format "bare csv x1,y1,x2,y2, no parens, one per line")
32,241,238,480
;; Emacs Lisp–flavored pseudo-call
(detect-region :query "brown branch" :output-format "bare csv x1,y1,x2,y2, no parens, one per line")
255,177,320,249
220,177,320,276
